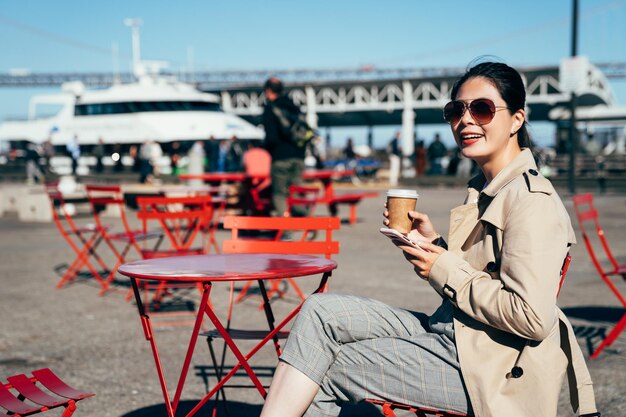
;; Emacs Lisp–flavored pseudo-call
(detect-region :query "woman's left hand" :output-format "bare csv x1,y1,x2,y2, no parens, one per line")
396,241,446,281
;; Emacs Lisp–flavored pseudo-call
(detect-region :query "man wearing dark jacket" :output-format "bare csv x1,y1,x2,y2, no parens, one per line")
262,77,306,217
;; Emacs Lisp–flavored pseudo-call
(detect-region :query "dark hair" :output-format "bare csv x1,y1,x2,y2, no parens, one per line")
450,62,531,149
263,77,284,95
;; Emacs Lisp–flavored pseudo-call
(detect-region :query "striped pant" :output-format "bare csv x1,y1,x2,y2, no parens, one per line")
280,293,471,417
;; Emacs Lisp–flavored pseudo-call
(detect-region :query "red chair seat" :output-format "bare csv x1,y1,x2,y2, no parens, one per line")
31,369,93,400
108,230,162,242
1,368,94,417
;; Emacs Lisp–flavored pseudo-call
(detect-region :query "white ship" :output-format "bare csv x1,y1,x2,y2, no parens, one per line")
0,75,263,147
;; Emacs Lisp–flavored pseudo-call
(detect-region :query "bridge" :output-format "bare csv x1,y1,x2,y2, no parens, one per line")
1,63,622,154
214,63,617,154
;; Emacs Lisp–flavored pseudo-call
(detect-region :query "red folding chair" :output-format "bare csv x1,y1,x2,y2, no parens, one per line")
365,254,572,417
1,368,94,417
134,195,218,315
286,185,321,217
241,147,272,216
224,215,340,305
45,183,111,294
572,193,626,358
205,215,340,413
85,184,164,296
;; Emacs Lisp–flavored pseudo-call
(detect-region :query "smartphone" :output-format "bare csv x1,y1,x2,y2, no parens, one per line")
379,227,423,250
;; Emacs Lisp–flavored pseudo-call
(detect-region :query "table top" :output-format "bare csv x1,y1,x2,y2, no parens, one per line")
118,253,337,282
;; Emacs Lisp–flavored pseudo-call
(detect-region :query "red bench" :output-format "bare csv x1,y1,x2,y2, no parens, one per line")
323,191,379,225
0,368,94,416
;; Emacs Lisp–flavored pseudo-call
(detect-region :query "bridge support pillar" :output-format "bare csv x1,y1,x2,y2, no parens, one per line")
402,81,416,177
305,86,318,129
221,91,233,113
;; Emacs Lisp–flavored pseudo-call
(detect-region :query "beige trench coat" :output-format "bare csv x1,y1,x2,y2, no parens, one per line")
429,149,598,417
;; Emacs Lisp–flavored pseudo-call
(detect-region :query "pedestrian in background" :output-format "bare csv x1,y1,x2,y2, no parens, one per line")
25,142,44,184
66,135,81,175
169,141,182,175
387,131,401,186
226,135,244,172
427,133,447,175
42,136,55,175
414,139,427,176
343,137,357,170
262,77,306,217
187,140,205,187
204,135,220,172
93,137,105,173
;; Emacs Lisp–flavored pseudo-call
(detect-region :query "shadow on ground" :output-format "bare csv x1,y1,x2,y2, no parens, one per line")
563,305,626,356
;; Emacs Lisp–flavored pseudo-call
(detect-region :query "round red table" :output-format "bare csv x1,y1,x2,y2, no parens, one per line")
118,253,337,417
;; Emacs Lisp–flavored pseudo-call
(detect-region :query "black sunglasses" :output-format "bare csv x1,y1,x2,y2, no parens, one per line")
443,98,511,125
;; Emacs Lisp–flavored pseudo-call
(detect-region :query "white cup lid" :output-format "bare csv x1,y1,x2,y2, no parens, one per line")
386,189,419,198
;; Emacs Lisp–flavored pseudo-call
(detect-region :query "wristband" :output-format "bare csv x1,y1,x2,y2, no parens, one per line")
431,235,448,250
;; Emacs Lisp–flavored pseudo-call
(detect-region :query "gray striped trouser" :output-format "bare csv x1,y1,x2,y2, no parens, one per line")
279,293,471,417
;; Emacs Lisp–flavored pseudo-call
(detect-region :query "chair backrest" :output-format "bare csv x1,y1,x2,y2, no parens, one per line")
241,147,272,214
222,216,340,259
572,193,619,272
136,195,215,252
44,182,86,239
243,147,271,178
85,184,134,234
286,185,320,217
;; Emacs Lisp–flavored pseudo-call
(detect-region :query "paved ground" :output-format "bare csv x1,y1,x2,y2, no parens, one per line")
0,182,624,417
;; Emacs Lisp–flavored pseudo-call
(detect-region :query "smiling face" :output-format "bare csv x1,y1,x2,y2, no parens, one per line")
450,76,525,180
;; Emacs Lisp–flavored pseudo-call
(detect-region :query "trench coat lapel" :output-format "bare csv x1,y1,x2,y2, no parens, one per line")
447,149,538,254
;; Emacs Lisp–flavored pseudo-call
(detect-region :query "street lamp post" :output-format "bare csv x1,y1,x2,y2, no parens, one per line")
568,0,579,194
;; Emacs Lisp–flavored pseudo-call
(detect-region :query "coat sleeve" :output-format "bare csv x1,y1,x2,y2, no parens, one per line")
428,192,569,341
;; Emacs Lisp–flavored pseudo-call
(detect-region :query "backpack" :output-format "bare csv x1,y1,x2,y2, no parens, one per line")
271,104,316,148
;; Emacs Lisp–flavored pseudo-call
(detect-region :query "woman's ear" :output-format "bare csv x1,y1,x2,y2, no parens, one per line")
510,109,525,136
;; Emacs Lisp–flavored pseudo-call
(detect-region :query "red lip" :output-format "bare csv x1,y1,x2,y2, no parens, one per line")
461,138,480,146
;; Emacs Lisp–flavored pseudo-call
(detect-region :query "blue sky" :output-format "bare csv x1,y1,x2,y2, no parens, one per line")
1,0,625,148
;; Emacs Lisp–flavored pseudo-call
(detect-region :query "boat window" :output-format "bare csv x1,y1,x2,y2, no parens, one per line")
74,101,222,116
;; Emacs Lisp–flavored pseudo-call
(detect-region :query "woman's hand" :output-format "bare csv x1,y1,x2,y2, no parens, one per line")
383,204,444,280
383,205,440,242
398,241,445,281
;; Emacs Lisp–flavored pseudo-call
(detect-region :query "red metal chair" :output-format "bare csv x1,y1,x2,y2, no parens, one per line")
572,193,626,358
241,147,272,215
45,183,111,294
364,254,572,417
0,368,94,417
286,185,321,217
84,184,164,296
205,215,340,413
134,195,218,316
223,215,340,304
